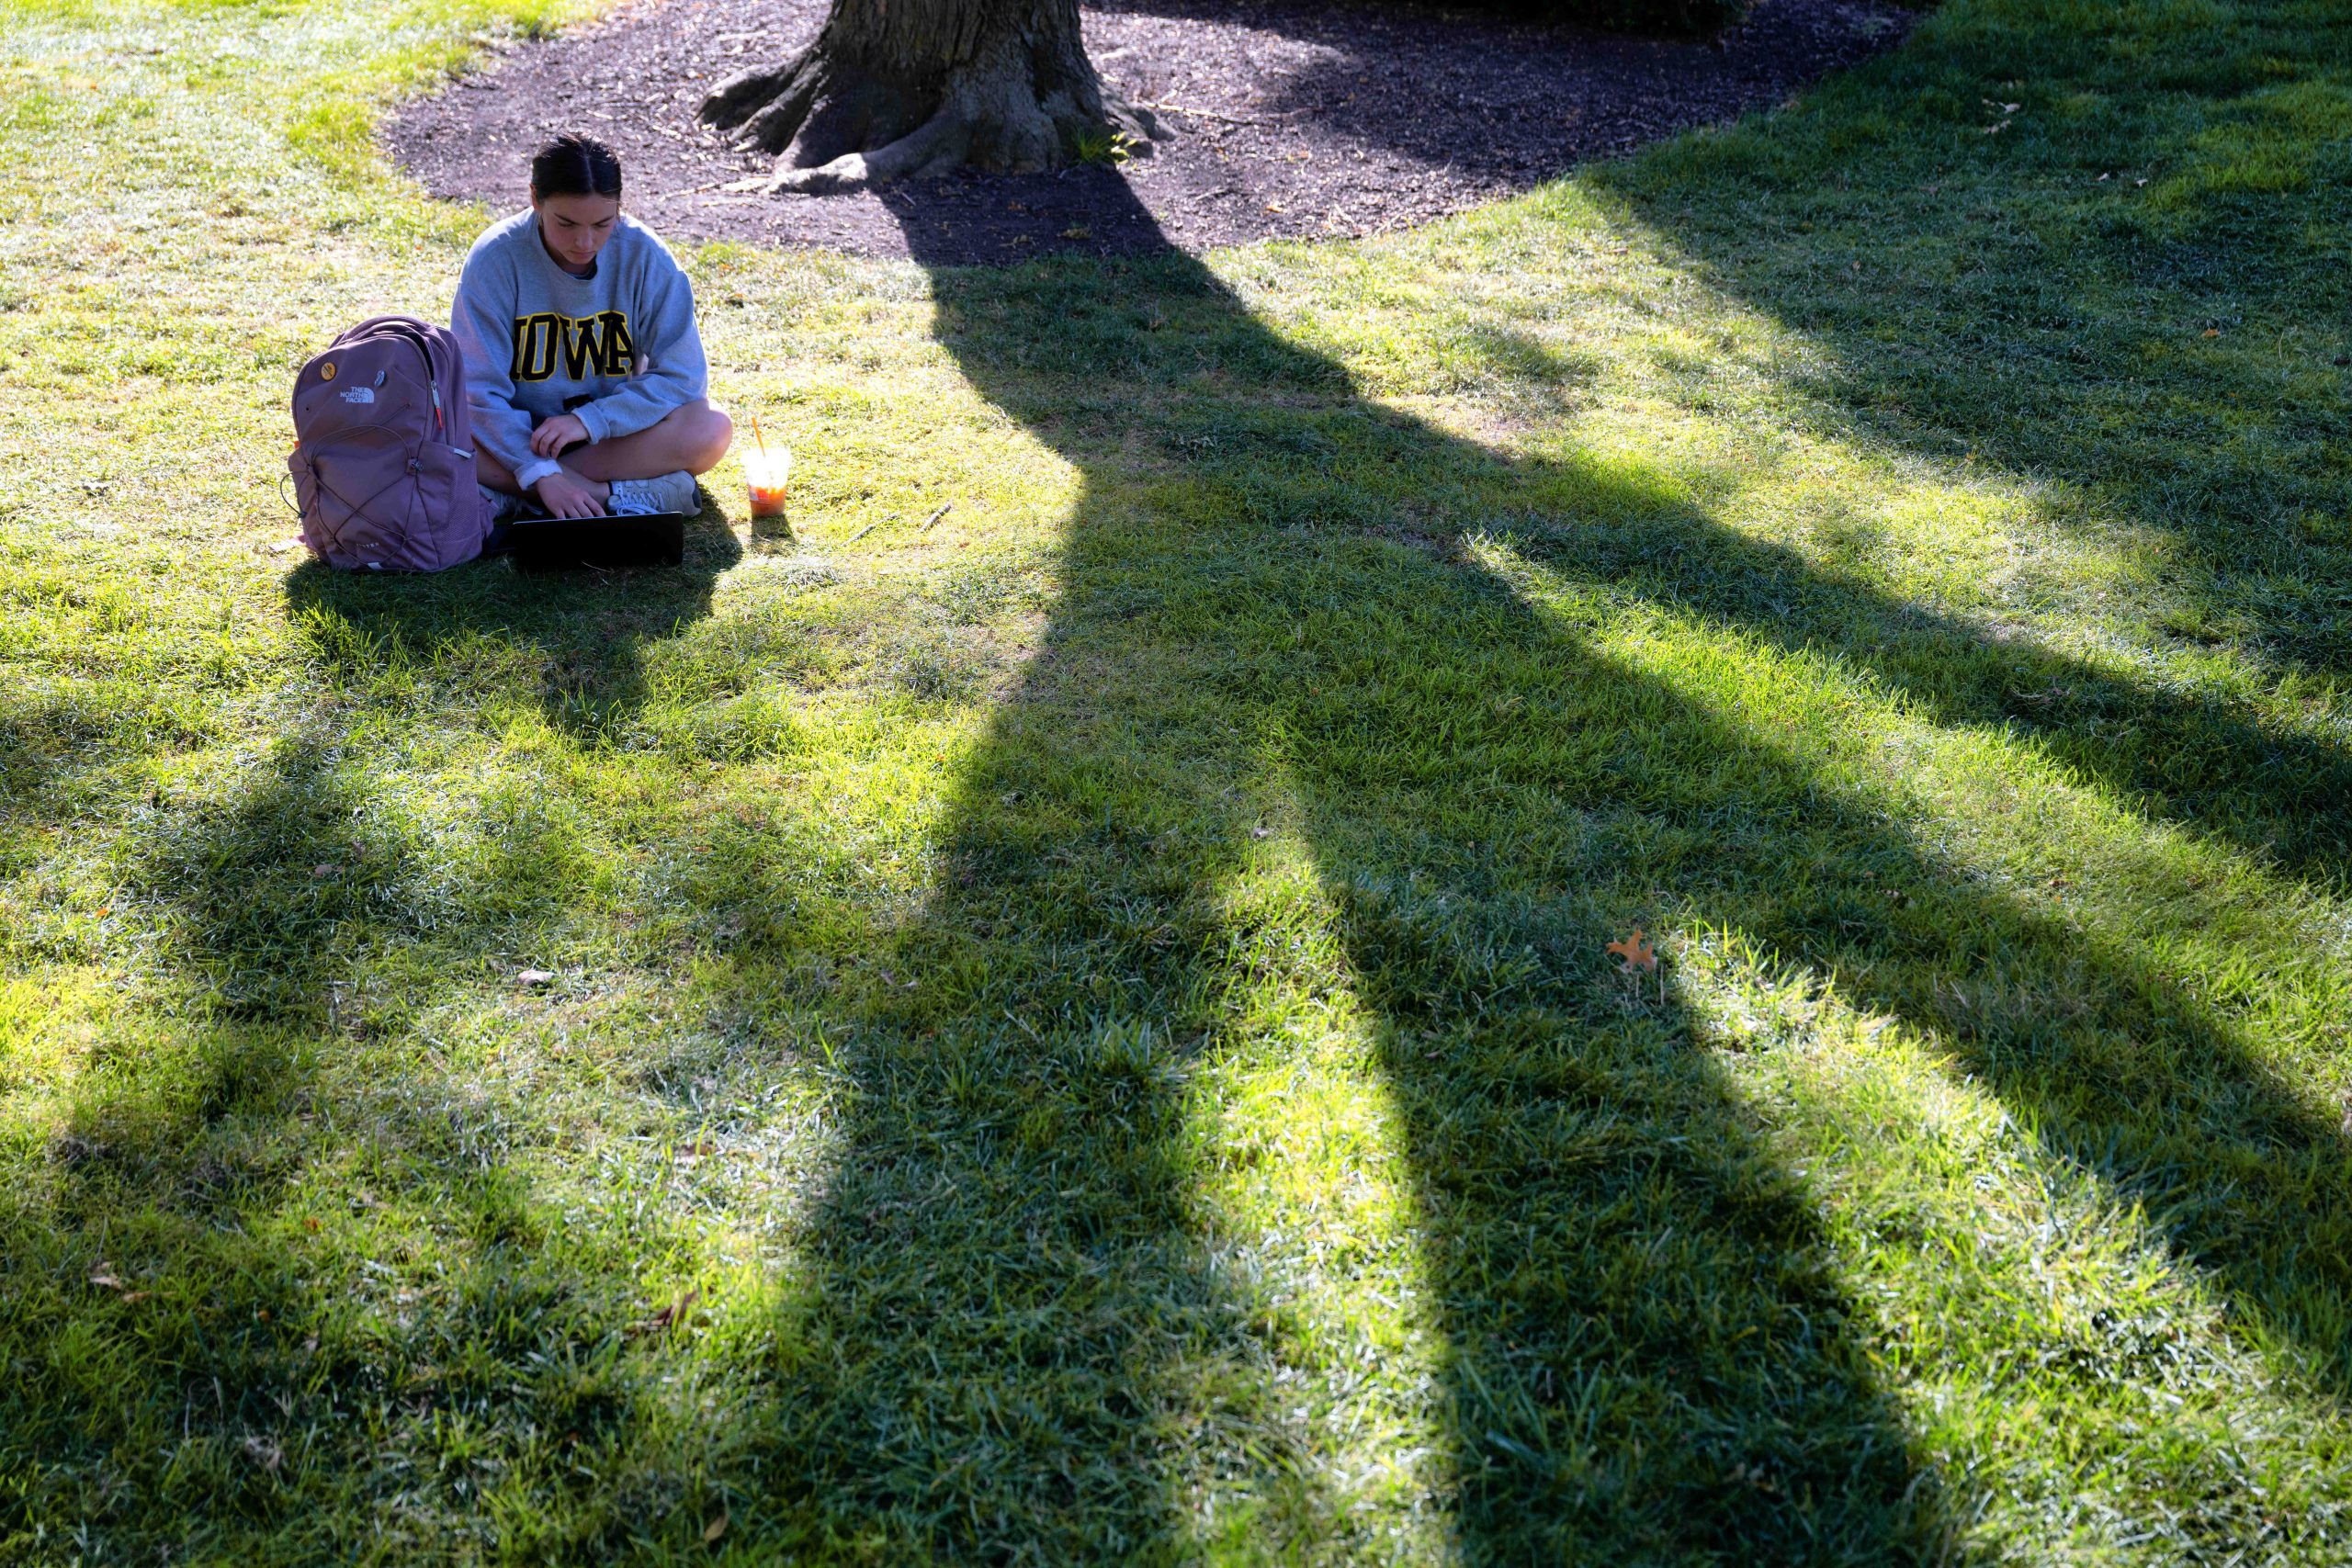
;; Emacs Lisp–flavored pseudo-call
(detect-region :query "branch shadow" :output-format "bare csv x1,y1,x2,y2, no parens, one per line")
10,484,746,1549
6,712,693,1554
1583,2,2352,682
1508,484,2352,884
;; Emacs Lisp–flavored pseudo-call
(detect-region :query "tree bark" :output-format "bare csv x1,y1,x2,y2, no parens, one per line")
699,0,1155,193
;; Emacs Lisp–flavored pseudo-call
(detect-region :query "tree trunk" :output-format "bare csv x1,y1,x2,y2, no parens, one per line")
699,0,1156,193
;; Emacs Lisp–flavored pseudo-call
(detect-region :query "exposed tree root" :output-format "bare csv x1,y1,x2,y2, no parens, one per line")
701,25,1156,193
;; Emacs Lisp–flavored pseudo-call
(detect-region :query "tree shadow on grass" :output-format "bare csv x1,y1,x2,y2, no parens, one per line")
688,223,1971,1559
27,47,2352,1539
689,570,1954,1556
705,175,2352,1556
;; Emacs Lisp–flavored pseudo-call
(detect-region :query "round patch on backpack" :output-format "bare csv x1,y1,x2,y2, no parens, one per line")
320,361,336,381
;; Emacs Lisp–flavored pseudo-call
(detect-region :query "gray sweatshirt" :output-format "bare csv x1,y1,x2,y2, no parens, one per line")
451,209,707,491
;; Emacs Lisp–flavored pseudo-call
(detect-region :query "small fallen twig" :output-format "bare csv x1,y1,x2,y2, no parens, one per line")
842,502,950,546
634,1288,701,1338
1138,99,1297,128
664,175,763,197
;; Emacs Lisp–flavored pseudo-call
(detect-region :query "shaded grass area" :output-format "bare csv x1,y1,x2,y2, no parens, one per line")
2,0,2351,1562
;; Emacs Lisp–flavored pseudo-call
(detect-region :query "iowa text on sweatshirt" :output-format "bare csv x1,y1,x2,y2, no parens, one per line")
450,209,708,491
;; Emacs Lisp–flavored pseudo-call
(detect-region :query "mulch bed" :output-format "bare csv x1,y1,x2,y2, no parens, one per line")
387,0,1912,265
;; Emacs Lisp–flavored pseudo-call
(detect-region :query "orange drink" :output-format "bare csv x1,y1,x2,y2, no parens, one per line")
744,446,790,520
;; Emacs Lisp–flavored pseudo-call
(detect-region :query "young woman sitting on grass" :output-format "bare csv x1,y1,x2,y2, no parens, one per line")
453,132,732,521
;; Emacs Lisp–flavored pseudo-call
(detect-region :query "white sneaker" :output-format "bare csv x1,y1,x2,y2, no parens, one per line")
607,470,698,516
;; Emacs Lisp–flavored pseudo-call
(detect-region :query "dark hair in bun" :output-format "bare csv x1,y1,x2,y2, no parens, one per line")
530,132,622,200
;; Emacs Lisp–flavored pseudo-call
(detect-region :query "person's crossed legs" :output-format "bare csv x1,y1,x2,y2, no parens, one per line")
477,399,734,511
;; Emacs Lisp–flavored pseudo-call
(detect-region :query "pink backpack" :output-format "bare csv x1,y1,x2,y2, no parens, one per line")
287,315,491,571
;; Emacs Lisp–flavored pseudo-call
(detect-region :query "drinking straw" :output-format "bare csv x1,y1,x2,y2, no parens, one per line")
751,413,767,457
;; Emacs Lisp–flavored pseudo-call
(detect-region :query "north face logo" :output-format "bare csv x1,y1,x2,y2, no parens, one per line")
509,310,635,382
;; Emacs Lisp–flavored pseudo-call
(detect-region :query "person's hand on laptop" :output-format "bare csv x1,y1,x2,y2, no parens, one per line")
532,468,606,519
528,413,590,458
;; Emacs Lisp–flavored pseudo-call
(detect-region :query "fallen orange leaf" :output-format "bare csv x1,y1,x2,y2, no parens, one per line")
1606,930,1659,973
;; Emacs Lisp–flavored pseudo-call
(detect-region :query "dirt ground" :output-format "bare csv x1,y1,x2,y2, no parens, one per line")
387,0,1911,264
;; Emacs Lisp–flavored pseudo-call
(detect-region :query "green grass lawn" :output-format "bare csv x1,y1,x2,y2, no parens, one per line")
4,0,2350,1560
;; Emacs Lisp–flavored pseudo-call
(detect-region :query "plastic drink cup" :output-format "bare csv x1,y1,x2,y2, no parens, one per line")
745,446,791,520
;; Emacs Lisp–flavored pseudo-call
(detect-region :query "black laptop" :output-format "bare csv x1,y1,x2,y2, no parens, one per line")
500,513,689,571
